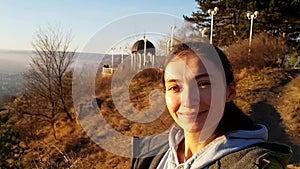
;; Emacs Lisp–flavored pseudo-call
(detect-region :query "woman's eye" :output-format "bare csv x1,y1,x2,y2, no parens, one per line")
197,81,211,89
168,85,181,92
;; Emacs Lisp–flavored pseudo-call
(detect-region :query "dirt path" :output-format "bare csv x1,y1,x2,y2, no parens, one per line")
235,68,300,165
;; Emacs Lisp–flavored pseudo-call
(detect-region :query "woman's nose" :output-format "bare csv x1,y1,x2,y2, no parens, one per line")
181,84,200,108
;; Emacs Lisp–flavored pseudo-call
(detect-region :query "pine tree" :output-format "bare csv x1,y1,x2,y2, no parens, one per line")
184,0,300,47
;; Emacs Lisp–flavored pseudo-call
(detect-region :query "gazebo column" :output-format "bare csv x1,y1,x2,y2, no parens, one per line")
131,53,133,71
152,54,155,68
139,53,142,69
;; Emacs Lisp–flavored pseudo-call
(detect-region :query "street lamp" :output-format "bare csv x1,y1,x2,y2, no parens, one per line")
247,11,259,54
120,46,127,69
208,7,218,44
111,47,115,69
199,27,207,38
166,39,171,54
170,25,176,51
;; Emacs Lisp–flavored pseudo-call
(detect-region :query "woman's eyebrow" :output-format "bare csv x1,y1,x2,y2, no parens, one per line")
166,73,210,83
165,78,181,84
195,73,209,80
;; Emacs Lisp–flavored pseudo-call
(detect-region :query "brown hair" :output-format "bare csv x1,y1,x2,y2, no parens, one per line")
163,42,257,138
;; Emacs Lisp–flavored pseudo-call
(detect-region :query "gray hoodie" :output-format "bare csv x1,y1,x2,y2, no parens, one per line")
157,124,268,169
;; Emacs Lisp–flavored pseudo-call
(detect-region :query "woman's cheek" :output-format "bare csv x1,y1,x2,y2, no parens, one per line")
165,95,177,112
200,89,212,105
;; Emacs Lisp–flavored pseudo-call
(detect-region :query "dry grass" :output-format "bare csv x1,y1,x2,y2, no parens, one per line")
234,68,300,165
5,66,300,168
225,32,287,72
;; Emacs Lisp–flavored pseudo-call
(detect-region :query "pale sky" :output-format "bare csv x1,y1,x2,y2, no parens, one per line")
0,0,198,52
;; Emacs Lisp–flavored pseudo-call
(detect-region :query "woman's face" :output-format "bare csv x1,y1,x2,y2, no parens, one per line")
164,54,212,133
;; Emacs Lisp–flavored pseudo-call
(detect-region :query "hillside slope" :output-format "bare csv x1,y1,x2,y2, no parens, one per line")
235,68,300,165
5,67,300,168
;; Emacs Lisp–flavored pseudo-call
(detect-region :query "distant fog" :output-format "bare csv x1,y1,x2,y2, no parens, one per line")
0,50,32,74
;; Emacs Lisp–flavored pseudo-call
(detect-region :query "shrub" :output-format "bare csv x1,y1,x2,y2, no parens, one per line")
225,32,288,72
0,110,27,168
284,52,300,68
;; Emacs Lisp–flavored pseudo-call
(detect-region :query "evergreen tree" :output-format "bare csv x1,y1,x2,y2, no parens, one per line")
184,0,300,47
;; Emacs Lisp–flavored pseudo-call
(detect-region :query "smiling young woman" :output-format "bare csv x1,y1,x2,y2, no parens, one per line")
131,42,292,169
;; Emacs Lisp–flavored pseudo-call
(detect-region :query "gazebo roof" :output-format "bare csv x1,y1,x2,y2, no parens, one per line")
131,39,155,55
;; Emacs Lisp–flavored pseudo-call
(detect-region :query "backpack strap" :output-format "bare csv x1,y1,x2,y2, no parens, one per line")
131,150,167,169
208,142,293,169
130,135,169,169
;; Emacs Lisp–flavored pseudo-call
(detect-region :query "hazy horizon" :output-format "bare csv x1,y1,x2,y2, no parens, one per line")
0,49,133,74
0,49,32,74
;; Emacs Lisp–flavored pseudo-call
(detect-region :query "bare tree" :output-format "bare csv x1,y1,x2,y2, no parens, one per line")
22,25,76,139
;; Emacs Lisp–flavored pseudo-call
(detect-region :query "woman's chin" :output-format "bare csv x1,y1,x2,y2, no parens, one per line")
178,121,204,133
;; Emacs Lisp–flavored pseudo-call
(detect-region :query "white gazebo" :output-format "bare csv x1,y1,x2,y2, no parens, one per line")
102,37,156,75
131,37,156,70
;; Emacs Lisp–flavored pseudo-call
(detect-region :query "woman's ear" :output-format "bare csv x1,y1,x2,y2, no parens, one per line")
226,81,236,102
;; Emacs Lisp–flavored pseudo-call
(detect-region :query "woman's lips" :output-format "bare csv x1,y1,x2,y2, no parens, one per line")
178,110,208,119
179,112,197,119
200,110,208,114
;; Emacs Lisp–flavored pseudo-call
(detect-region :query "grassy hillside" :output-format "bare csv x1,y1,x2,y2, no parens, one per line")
2,67,300,168
235,67,300,166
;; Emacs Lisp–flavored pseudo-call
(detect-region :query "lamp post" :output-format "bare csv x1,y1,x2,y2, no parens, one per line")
199,27,207,38
208,7,218,44
111,47,115,69
170,25,176,51
247,11,259,55
166,39,171,54
120,46,127,69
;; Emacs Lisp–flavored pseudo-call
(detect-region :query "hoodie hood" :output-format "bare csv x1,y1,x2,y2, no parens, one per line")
157,124,268,169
